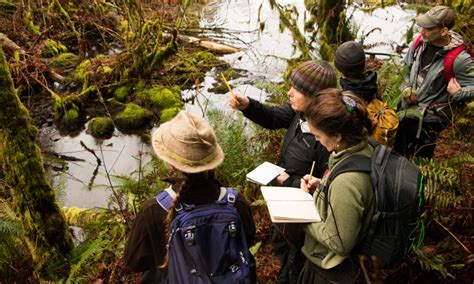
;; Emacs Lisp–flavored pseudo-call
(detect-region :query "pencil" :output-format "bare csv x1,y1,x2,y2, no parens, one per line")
221,73,234,95
306,161,315,192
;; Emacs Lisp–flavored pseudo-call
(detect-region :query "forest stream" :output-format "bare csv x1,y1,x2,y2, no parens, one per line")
39,1,415,208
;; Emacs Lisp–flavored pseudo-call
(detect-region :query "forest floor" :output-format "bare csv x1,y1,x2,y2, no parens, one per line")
2,1,473,283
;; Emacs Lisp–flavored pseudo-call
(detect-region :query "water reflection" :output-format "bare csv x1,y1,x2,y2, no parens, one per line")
43,126,151,208
50,1,416,208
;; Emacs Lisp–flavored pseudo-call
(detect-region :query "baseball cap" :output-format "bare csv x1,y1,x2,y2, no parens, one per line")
415,6,455,29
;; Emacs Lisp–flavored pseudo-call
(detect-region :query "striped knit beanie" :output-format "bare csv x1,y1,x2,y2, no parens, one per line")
289,60,337,97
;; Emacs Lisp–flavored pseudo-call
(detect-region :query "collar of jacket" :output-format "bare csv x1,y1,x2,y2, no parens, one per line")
328,139,369,170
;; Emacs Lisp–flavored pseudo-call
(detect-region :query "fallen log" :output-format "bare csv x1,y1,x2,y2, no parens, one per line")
0,32,25,55
163,32,243,54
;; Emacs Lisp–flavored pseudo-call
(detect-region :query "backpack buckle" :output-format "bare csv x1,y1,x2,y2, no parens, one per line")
228,222,237,237
229,264,239,273
175,203,183,212
184,229,195,246
227,193,236,204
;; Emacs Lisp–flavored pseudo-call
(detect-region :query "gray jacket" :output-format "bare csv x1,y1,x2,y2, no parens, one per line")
402,31,473,108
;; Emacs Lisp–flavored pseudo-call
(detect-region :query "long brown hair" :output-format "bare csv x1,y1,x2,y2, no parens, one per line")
304,88,374,147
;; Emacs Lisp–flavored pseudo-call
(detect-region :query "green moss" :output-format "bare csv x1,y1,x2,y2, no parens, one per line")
114,103,153,130
138,85,183,108
221,69,241,81
87,117,114,139
319,40,334,62
191,51,221,66
465,101,474,116
170,51,227,88
0,1,17,13
41,39,68,58
208,82,230,94
114,85,133,102
455,117,471,136
60,107,82,130
23,11,40,35
69,59,91,83
160,106,181,123
49,52,79,68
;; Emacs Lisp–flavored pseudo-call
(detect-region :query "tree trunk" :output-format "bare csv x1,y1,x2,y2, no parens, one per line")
315,0,353,61
0,47,73,279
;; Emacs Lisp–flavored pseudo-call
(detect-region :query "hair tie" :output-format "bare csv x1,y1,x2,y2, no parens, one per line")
342,96,356,112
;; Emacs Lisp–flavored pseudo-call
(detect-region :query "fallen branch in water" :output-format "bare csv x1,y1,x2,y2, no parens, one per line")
163,32,243,54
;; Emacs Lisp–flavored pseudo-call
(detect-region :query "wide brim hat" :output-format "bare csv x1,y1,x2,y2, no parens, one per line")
152,110,224,173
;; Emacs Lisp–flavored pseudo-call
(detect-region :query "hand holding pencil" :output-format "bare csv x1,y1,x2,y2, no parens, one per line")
224,73,250,110
301,161,320,193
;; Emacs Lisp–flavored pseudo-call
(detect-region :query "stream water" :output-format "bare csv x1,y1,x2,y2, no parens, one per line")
41,1,416,208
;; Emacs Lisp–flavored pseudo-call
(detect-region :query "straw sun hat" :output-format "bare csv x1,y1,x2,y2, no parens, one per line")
151,110,224,173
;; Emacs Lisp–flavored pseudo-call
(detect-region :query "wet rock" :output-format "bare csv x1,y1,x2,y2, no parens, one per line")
86,117,114,139
113,103,153,131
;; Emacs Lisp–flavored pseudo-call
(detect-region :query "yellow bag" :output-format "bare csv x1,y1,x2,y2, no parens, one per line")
367,99,399,147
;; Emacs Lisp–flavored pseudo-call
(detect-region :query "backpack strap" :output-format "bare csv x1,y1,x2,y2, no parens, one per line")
321,155,372,209
443,45,468,81
217,187,238,207
411,34,424,63
413,34,423,51
155,186,177,212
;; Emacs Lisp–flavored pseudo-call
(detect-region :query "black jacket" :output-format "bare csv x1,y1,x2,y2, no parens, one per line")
242,98,329,187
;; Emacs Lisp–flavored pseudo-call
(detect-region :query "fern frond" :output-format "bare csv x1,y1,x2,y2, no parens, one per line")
0,218,22,235
414,248,455,279
66,237,110,283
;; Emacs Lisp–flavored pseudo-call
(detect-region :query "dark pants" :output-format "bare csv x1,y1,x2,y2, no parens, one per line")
273,225,306,284
297,258,359,284
394,117,446,159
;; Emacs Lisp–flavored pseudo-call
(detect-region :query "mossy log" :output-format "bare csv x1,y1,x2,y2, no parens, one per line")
0,48,73,279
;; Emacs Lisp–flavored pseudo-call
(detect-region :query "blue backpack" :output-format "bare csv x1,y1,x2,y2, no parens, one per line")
156,187,253,283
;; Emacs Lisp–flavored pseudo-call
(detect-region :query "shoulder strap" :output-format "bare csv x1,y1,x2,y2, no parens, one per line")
326,155,372,187
155,187,177,212
322,155,371,208
413,34,423,50
443,45,467,81
413,34,423,53
218,187,238,207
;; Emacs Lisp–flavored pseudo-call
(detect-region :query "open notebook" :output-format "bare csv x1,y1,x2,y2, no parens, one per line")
246,162,285,185
260,186,321,223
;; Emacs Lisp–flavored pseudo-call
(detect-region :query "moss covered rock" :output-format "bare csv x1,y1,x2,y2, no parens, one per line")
114,103,153,130
54,102,84,131
87,117,114,139
114,85,133,102
50,52,79,68
138,85,183,109
160,106,181,123
41,39,68,58
170,51,228,88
